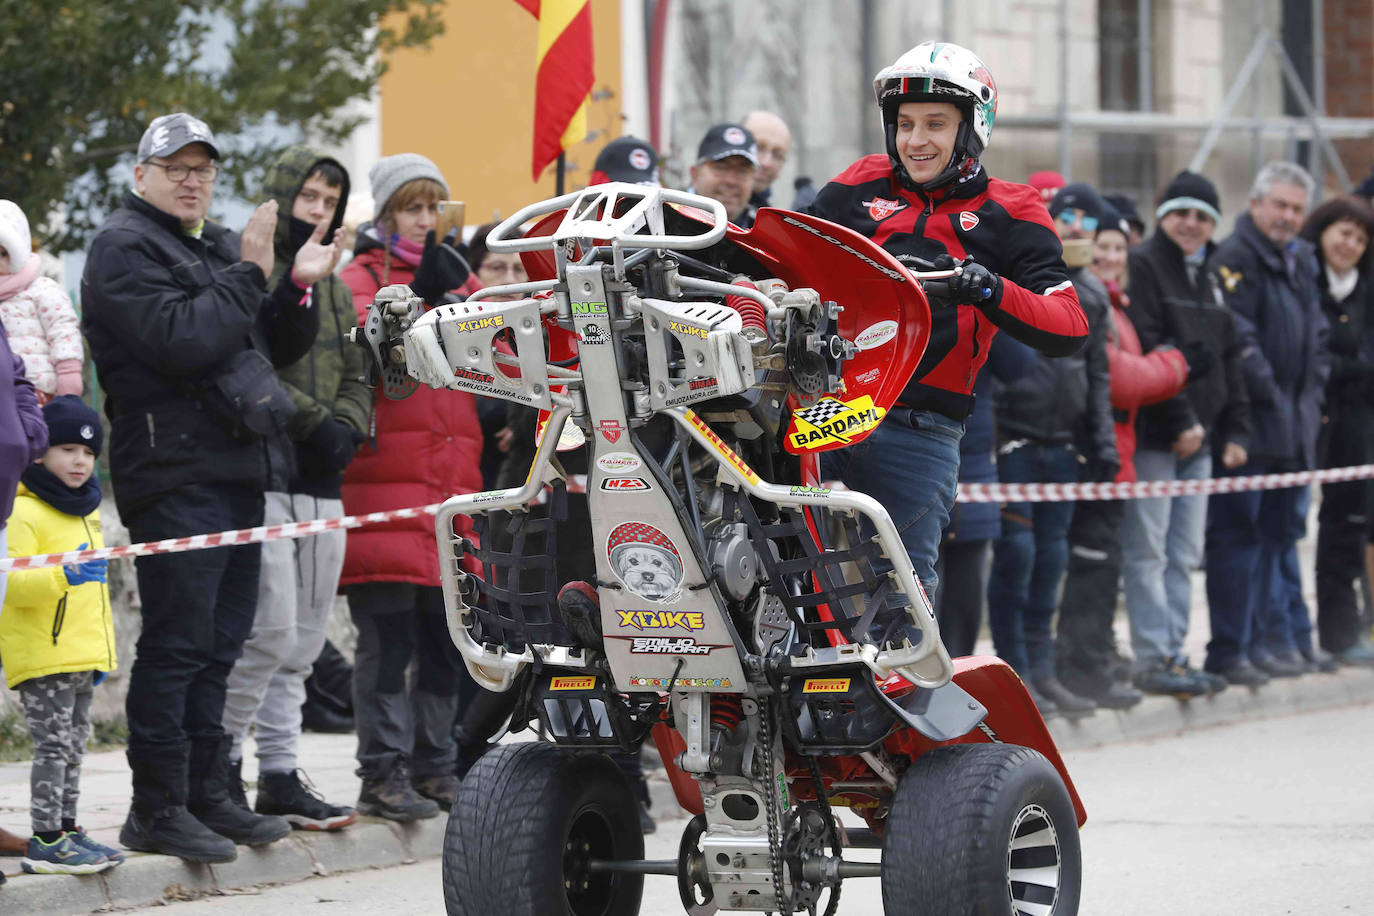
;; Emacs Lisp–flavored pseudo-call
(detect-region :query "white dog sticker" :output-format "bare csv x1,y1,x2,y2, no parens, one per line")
607,522,684,603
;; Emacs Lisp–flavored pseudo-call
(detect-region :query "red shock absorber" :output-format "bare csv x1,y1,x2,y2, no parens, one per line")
710,694,744,732
725,277,767,337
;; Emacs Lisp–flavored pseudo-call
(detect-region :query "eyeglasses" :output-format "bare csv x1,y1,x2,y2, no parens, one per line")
1058,211,1099,233
145,161,218,183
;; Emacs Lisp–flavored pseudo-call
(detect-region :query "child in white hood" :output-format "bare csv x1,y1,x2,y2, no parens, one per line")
0,202,83,403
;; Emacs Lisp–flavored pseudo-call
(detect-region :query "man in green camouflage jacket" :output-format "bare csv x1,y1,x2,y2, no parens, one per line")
221,146,370,831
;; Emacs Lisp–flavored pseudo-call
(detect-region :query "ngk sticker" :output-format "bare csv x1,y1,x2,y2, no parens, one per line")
854,320,898,351
596,452,642,474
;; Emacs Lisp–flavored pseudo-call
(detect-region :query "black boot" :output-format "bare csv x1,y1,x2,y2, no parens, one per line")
227,755,250,811
188,736,290,846
120,747,237,863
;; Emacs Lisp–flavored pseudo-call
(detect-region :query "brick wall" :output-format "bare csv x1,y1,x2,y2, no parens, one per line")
1326,0,1374,185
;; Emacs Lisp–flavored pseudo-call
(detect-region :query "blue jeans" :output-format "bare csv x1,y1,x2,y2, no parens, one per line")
1204,461,1304,669
986,442,1079,679
1122,449,1211,671
1254,484,1314,660
821,409,964,596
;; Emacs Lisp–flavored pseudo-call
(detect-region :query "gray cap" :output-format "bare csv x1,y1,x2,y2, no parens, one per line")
368,153,450,224
138,113,220,161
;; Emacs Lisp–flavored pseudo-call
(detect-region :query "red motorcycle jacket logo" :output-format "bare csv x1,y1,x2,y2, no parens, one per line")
959,212,980,231
863,197,906,222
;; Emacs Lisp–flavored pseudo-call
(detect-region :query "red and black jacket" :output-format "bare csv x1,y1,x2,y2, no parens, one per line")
810,155,1087,419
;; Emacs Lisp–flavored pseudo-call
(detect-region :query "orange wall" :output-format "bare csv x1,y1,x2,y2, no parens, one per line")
379,0,623,227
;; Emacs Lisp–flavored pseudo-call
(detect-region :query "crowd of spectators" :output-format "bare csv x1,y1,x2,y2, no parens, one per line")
0,74,1373,877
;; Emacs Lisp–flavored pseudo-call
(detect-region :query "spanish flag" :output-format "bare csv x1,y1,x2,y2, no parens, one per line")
516,0,594,181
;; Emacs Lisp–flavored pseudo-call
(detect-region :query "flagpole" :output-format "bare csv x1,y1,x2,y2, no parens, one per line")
556,152,566,195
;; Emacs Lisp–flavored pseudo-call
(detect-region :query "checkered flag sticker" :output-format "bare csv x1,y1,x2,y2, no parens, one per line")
794,398,849,426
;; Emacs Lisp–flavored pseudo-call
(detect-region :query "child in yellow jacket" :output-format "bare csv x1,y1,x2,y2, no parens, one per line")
0,395,121,875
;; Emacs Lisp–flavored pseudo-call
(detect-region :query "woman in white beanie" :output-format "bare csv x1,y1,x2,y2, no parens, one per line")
0,202,83,404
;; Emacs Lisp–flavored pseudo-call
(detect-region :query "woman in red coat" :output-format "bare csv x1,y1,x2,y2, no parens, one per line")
339,154,483,821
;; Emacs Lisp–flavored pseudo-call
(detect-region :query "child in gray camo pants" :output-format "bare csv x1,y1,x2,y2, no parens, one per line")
0,396,122,875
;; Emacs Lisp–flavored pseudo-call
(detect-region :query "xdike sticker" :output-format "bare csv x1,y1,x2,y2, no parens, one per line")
786,395,886,449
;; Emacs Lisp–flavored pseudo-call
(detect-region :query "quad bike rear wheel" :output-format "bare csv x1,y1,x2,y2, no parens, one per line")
880,744,1081,916
442,742,645,916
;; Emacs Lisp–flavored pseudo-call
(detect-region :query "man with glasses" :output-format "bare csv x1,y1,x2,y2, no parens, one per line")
1121,170,1251,694
82,113,334,862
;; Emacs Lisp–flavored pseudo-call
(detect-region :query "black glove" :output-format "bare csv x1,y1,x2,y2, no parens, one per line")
1093,460,1120,483
1178,341,1215,380
300,416,362,477
949,260,1004,308
410,229,472,305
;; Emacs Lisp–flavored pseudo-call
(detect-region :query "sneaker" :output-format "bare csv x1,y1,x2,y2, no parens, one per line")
256,770,357,832
1175,662,1227,696
1207,660,1270,688
358,762,440,822
1093,681,1145,710
21,833,111,875
1300,646,1341,673
1337,639,1374,668
1253,652,1306,678
67,828,125,865
120,805,237,863
1030,676,1096,719
1134,664,1208,698
412,772,461,811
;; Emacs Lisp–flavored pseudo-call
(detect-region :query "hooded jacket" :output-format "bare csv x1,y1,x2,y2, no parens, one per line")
994,267,1117,472
0,202,83,399
338,232,483,586
82,193,319,517
1211,213,1330,469
0,325,46,525
1126,229,1250,458
0,484,116,688
259,146,372,498
810,156,1088,420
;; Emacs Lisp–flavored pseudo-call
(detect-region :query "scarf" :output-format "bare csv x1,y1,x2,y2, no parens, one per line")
0,257,41,302
389,234,424,268
20,463,103,518
1326,264,1359,303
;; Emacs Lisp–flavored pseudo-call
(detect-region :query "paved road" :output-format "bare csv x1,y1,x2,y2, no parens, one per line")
139,700,1374,915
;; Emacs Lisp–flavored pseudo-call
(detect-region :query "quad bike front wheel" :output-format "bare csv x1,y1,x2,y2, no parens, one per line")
442,742,645,916
881,744,1081,916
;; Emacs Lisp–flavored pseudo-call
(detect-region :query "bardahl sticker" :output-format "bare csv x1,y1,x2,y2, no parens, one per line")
787,395,886,450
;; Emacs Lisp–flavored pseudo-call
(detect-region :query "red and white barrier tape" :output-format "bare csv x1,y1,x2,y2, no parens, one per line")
0,503,444,573
4,463,1372,572
956,462,1374,503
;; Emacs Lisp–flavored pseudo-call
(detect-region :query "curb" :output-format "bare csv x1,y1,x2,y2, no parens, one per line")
0,817,448,914
3,669,1370,913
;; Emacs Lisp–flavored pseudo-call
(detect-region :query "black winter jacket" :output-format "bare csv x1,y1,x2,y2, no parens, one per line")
1211,213,1330,469
1127,230,1250,456
994,267,1118,471
82,193,319,517
1316,269,1374,469
810,156,1087,420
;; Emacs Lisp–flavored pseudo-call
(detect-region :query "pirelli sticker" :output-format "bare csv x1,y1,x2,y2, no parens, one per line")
802,677,851,694
787,395,886,450
684,410,762,485
550,676,597,691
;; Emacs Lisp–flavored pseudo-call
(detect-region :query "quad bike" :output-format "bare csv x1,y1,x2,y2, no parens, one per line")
352,184,1086,915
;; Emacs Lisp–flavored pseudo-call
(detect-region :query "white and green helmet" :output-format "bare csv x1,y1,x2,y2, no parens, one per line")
872,41,999,191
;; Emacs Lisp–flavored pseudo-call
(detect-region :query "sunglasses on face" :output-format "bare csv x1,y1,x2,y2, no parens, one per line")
1058,211,1099,233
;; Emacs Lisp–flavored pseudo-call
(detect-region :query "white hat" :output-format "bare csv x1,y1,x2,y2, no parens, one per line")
0,200,32,273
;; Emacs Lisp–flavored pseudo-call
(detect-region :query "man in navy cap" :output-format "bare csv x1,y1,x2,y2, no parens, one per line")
688,122,759,227
590,136,660,186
